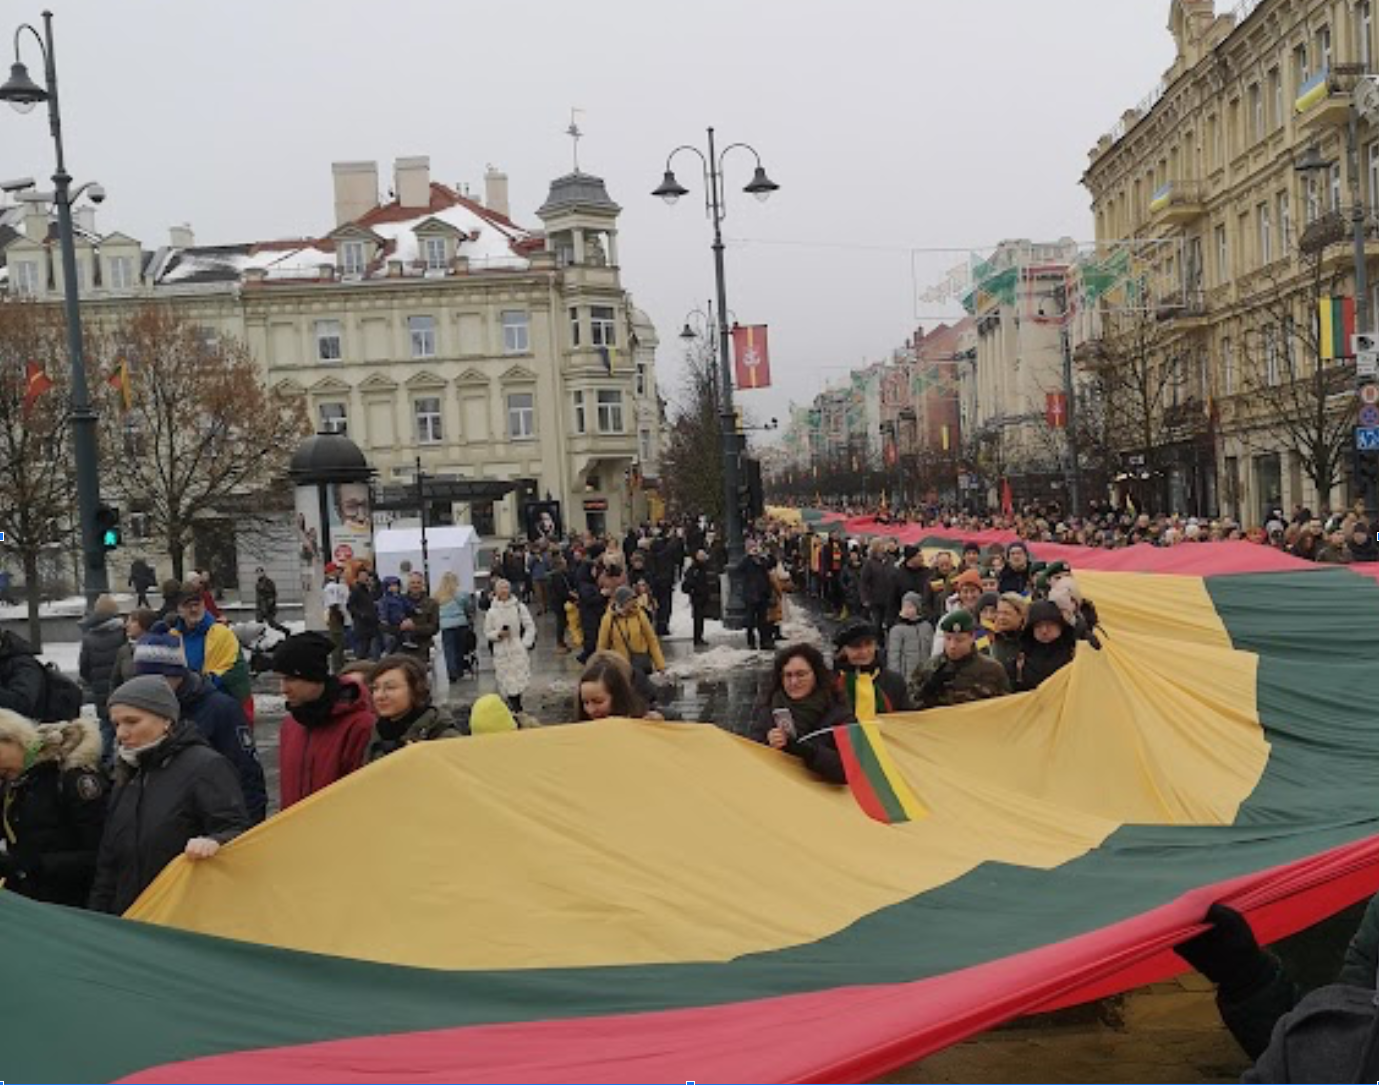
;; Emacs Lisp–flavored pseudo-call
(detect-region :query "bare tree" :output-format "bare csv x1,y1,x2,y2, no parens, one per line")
1235,244,1355,510
97,305,310,580
660,336,726,520
0,302,77,649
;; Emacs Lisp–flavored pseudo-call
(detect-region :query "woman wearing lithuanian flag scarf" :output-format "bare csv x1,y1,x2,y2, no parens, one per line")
832,619,913,719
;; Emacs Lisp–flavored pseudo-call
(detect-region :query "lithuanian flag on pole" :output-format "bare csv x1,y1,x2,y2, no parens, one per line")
9,541,1379,1082
1319,294,1356,360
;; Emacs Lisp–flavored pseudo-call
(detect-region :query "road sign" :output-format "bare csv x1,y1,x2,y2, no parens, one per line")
1362,405,1379,427
1355,333,1379,356
1362,384,1379,406
1357,427,1379,451
1361,351,1379,378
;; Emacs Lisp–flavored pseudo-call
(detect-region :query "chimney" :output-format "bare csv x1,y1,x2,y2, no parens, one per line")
332,160,379,226
23,202,48,242
484,165,510,219
169,223,195,249
394,156,431,210
73,206,96,235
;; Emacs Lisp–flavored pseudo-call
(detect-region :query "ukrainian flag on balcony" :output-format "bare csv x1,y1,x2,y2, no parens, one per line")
1149,182,1173,214
1295,68,1330,114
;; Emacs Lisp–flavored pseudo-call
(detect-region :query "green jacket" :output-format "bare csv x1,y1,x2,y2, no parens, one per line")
365,705,460,763
910,649,1011,710
406,595,441,650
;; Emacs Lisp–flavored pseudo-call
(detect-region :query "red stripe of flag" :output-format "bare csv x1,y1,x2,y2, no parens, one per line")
834,725,889,823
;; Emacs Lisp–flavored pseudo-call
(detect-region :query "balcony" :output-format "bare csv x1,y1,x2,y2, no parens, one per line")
1155,288,1210,329
1148,180,1206,226
1296,67,1352,131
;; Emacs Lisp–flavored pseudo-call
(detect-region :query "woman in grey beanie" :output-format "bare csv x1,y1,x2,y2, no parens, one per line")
90,676,249,913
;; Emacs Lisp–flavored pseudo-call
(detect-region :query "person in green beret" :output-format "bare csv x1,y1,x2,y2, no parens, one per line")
909,609,1012,710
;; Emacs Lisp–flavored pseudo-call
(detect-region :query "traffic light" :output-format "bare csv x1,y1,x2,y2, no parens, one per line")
94,505,121,551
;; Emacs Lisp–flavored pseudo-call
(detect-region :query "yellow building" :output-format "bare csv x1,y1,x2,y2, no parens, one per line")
1081,0,1379,523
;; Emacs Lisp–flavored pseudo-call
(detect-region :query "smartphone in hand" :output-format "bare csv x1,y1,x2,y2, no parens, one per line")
772,707,797,740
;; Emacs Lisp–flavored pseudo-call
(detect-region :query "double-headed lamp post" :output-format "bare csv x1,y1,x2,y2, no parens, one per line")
654,128,778,630
1,11,109,602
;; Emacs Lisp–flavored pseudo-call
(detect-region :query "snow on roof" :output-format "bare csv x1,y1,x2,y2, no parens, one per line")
366,197,529,272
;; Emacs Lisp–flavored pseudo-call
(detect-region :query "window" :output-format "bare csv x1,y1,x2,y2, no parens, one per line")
590,305,616,347
108,255,136,290
1364,2,1375,69
409,314,436,358
1216,224,1230,283
1249,84,1263,141
507,392,534,439
340,240,366,276
424,236,448,272
568,306,581,347
596,389,624,433
501,310,530,354
1318,25,1332,72
1258,203,1272,264
1209,115,1221,170
1278,192,1292,250
1282,316,1297,376
1330,162,1343,212
573,390,587,434
1370,143,1379,211
414,397,443,444
319,402,348,435
315,319,342,362
1237,211,1251,270
635,362,647,397
639,428,652,464
1306,173,1322,222
11,259,39,297
1264,324,1280,386
1294,43,1309,94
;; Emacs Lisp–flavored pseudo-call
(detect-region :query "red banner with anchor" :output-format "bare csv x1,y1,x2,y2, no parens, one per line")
1045,391,1068,429
732,324,772,390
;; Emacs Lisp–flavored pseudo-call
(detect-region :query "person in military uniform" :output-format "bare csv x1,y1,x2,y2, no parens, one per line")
910,609,1012,710
0,712,107,907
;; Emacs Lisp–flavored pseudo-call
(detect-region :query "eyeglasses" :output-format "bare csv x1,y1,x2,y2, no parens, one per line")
782,670,813,682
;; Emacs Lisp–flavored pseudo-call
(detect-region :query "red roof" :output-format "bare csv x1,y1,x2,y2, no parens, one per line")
356,182,524,236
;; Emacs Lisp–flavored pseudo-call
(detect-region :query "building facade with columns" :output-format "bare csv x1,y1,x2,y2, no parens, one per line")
0,156,664,591
1081,0,1379,522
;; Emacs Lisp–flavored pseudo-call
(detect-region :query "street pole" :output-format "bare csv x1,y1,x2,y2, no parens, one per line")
414,455,430,590
7,13,108,606
1055,283,1082,518
1348,110,1378,520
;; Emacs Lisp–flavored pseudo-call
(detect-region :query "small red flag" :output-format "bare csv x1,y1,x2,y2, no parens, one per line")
1045,392,1068,429
22,361,54,418
1001,477,1014,519
731,324,772,390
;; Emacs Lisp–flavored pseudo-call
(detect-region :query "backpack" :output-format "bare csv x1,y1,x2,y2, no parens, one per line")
39,661,85,722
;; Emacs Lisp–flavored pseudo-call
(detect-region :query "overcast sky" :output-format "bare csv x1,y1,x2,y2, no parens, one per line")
3,0,1190,424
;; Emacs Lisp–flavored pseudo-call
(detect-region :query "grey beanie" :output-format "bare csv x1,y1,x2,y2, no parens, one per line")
901,591,924,612
107,674,181,724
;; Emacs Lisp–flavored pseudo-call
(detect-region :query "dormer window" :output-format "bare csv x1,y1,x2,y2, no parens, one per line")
108,255,136,290
340,240,366,276
424,236,448,271
11,260,40,297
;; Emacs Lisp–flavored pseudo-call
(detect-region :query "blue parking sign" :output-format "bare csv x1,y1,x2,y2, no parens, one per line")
1357,427,1379,451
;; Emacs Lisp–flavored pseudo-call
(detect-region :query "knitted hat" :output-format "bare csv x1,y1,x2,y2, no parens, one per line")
108,675,181,724
954,568,983,590
903,544,922,562
900,591,924,614
133,631,189,677
470,694,517,736
938,609,976,634
999,592,1030,618
976,591,1000,615
1028,599,1066,629
834,619,879,649
271,632,333,682
613,585,636,608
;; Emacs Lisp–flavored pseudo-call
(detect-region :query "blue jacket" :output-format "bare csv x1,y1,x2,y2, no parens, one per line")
377,591,414,629
175,673,267,824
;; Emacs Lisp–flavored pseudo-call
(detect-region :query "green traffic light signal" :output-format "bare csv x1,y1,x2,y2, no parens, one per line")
102,528,119,549
94,504,121,551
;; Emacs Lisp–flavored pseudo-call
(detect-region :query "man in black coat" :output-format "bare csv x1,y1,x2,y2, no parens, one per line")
127,558,157,608
681,549,715,646
889,547,930,628
347,569,382,661
575,546,607,664
255,568,289,636
737,542,775,650
649,536,675,637
79,596,126,725
0,716,107,907
0,630,47,721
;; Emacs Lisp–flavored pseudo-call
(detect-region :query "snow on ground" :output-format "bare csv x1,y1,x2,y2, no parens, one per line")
0,593,136,621
660,599,824,681
39,641,81,674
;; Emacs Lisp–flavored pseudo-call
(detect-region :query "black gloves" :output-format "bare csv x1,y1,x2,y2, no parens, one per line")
1175,903,1277,995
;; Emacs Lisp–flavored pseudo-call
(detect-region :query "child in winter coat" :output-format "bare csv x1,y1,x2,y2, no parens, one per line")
377,577,415,653
887,591,933,682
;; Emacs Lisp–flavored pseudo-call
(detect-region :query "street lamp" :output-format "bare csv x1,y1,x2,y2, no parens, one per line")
1,12,109,604
653,128,779,630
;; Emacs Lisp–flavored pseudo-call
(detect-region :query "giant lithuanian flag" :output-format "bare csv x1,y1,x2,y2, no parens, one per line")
7,548,1379,1082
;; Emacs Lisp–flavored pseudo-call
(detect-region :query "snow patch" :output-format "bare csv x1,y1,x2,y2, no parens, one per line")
38,641,81,674
0,593,136,621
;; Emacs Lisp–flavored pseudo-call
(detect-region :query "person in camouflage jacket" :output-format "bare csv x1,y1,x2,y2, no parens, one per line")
910,609,1011,709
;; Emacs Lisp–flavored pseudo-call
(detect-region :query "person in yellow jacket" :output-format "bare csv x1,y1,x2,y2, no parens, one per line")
168,581,253,722
597,585,666,677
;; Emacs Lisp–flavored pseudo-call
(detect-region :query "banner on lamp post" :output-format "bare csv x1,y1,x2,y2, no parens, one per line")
732,324,772,390
1045,392,1068,429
